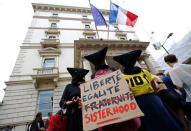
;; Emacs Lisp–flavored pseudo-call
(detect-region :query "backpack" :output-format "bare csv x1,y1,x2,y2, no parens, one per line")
27,121,40,131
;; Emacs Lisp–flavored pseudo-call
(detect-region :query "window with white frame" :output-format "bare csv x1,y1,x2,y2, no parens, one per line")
52,13,58,16
48,35,56,39
51,23,57,28
82,15,87,18
86,36,94,39
114,25,119,31
119,37,126,40
37,90,53,117
85,24,90,29
43,58,55,68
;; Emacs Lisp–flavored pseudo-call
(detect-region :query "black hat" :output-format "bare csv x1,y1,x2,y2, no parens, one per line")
84,47,108,71
113,50,142,73
67,68,89,84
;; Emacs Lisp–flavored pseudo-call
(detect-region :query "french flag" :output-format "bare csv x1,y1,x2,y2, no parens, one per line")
109,2,138,27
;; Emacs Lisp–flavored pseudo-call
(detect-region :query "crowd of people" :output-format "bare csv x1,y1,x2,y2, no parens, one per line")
28,47,191,131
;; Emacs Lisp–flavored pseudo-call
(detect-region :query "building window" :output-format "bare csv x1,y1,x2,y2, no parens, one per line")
43,58,55,68
86,36,94,39
49,36,56,39
85,24,90,29
52,13,58,16
51,23,57,28
82,15,87,18
37,90,53,117
114,25,119,31
119,37,126,40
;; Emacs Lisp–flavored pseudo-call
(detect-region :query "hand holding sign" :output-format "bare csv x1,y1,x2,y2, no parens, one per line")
66,96,80,105
80,70,144,131
78,98,82,109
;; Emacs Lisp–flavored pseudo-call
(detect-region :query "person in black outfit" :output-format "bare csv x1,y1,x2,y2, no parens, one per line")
84,47,141,131
84,47,116,79
28,112,45,131
59,68,89,131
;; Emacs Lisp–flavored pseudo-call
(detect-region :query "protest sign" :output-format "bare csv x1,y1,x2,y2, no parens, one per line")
80,70,144,130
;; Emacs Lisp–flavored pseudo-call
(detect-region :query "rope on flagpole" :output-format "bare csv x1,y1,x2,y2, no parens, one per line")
88,0,100,39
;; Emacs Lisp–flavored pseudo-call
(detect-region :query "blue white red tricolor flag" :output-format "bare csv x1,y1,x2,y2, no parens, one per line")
109,2,138,27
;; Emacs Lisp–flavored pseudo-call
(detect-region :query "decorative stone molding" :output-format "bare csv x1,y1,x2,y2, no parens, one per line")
5,80,33,86
31,67,59,88
47,27,59,30
81,19,91,24
38,47,61,56
45,28,60,35
40,38,60,48
83,29,96,36
115,31,127,37
74,39,149,68
29,26,135,33
32,3,109,15
48,16,60,22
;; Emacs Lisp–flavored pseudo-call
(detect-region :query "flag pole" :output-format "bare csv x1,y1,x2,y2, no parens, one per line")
107,25,110,40
88,0,99,39
107,0,111,40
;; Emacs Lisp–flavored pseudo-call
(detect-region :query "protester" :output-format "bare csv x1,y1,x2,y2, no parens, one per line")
59,68,89,131
166,74,191,122
153,74,183,113
84,47,141,131
45,112,52,130
156,72,165,80
163,73,184,97
28,112,45,131
4,126,12,131
113,50,183,131
164,54,191,102
84,47,115,79
47,110,68,131
153,75,187,129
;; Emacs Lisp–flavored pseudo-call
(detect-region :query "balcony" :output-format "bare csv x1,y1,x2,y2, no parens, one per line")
40,38,60,48
49,16,60,22
31,67,59,88
45,28,60,35
83,29,96,36
115,31,127,37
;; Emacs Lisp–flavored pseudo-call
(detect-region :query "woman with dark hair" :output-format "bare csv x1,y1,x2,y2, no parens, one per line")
59,68,89,131
28,112,45,131
84,47,141,131
113,50,183,131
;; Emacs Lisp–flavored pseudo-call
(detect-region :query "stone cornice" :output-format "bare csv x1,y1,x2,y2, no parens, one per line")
38,47,61,56
5,80,33,86
28,26,135,33
32,3,109,15
75,39,149,49
20,44,74,49
33,15,95,22
7,73,71,84
10,72,69,77
74,39,150,68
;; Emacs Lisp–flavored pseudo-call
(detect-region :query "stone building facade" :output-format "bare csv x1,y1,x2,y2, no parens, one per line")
0,3,160,131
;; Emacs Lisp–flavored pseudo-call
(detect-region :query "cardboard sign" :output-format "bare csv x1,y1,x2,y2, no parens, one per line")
80,70,144,131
